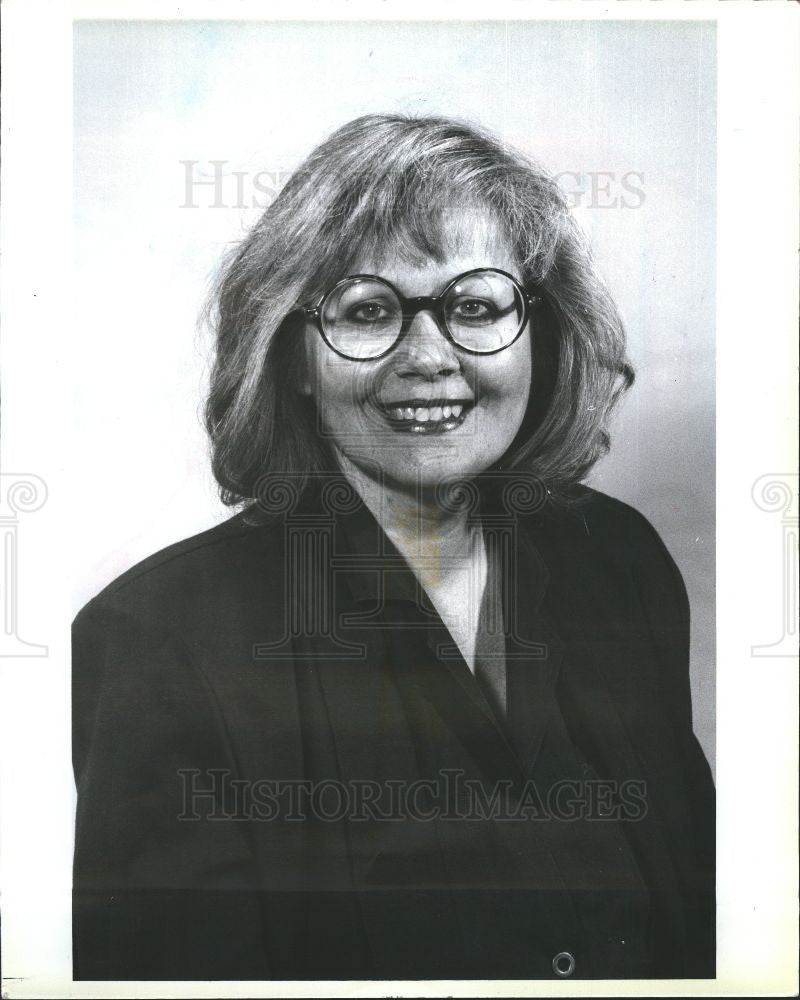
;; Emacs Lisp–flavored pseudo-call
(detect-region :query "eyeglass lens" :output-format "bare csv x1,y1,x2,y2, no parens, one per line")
320,271,525,359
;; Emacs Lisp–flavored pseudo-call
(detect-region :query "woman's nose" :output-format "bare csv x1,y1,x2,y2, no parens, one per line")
392,310,461,378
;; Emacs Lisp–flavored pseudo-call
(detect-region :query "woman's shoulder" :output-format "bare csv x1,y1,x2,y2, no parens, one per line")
73,505,284,634
544,483,675,546
567,484,674,546
531,484,687,595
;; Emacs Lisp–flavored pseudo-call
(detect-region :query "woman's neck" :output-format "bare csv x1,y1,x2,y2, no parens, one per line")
336,453,480,587
336,453,488,670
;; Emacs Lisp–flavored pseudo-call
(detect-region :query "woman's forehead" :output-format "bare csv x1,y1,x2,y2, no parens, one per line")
349,208,518,279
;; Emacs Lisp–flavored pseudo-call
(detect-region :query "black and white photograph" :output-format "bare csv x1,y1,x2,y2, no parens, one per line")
0,2,798,997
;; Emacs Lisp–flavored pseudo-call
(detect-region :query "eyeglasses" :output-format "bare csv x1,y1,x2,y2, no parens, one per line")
301,268,541,361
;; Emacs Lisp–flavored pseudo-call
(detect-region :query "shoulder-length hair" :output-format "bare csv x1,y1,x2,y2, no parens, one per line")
204,113,633,510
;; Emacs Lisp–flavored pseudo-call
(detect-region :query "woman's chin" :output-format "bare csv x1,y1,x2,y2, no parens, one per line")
375,456,494,494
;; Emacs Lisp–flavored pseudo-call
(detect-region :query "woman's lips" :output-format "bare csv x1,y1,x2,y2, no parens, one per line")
377,399,474,433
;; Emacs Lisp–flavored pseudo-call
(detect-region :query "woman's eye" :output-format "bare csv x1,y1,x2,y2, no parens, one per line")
347,301,393,324
451,298,497,323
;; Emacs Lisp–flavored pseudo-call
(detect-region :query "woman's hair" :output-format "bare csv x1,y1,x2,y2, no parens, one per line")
205,113,634,509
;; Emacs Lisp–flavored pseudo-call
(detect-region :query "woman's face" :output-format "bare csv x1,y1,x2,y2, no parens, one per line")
301,211,532,494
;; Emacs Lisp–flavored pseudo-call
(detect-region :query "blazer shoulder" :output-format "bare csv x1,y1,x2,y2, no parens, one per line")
74,506,284,632
546,485,672,553
535,485,688,598
584,487,686,582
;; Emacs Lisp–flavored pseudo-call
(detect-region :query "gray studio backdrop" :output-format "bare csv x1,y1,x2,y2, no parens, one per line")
73,19,716,771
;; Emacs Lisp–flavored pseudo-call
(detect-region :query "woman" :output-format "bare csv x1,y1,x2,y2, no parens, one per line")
72,113,715,981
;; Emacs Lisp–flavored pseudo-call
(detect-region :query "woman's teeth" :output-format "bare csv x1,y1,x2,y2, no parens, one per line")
380,401,471,435
388,403,464,422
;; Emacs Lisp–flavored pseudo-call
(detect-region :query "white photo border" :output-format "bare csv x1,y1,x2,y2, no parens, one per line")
0,1,797,997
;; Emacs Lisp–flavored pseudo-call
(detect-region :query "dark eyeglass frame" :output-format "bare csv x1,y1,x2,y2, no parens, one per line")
300,267,542,361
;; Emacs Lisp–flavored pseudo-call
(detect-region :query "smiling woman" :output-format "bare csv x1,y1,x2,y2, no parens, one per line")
72,113,715,982
205,115,631,510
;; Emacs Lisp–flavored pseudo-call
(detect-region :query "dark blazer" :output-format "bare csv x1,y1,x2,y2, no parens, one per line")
72,479,715,981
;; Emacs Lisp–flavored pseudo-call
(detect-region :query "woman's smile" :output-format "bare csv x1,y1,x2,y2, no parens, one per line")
378,397,474,432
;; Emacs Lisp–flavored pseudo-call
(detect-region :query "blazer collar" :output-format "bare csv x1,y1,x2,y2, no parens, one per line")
301,472,553,615
297,473,562,777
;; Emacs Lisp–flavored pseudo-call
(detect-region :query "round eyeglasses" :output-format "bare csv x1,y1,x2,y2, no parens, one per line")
301,268,541,361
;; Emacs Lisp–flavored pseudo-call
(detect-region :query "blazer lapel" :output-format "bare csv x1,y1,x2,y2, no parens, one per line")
310,621,473,975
